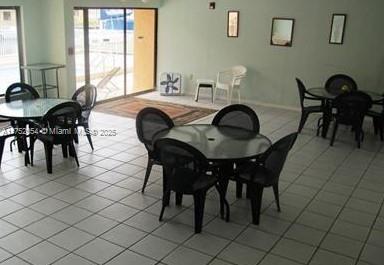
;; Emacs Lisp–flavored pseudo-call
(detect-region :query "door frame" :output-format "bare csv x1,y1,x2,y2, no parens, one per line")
0,6,25,84
74,7,158,103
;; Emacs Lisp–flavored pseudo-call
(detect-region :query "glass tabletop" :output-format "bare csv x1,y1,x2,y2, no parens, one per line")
0,98,74,119
307,87,384,102
155,124,272,162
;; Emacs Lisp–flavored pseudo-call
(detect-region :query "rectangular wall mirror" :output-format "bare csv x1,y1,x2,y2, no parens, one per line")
227,11,239,38
329,14,347,44
270,18,295,47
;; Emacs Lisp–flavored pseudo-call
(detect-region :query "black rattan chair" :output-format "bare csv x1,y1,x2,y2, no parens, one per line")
72,84,97,150
325,74,358,95
136,107,174,193
30,102,82,173
367,98,384,141
212,104,260,132
236,132,298,225
330,91,372,148
296,78,324,134
155,138,227,233
212,104,260,199
5,83,40,157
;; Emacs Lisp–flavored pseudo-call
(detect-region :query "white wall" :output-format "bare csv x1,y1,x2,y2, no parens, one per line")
157,0,384,107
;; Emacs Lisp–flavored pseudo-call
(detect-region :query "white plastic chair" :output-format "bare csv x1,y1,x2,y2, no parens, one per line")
213,65,247,104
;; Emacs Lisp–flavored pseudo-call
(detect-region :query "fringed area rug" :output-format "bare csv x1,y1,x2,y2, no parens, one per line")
95,97,216,125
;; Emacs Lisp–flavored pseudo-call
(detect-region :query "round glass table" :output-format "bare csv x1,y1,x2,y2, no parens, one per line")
155,124,272,162
0,98,73,119
307,87,383,102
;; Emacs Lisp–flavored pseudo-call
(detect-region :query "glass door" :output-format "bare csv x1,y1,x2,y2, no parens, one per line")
0,7,23,95
74,7,156,102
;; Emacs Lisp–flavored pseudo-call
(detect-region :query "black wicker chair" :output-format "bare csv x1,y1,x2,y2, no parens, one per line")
212,104,260,132
236,132,298,225
325,74,358,95
155,138,227,233
296,78,325,134
30,102,82,173
5,83,40,163
212,104,260,199
366,98,384,141
72,84,97,150
136,107,174,193
330,91,372,148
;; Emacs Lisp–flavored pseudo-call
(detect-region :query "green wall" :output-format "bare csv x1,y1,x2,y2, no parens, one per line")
157,0,384,107
3,0,384,106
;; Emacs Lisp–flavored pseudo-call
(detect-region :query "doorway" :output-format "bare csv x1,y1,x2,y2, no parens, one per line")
74,8,156,102
0,7,23,94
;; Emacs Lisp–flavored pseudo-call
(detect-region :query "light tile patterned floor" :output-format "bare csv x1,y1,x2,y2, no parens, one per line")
0,95,383,265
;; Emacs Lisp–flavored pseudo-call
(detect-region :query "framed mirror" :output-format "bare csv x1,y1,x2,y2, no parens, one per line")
329,14,347,44
270,18,295,47
227,11,239,38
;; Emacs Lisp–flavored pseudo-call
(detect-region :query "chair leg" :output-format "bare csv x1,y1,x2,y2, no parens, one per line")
272,184,281,212
162,167,170,206
194,84,200,102
69,142,80,167
215,184,230,222
22,135,30,166
43,143,53,174
83,123,94,150
141,158,154,193
246,184,251,199
218,178,229,219
316,117,323,136
0,137,6,166
213,86,217,103
61,144,68,158
73,129,79,144
159,190,170,222
249,183,264,225
193,191,207,233
298,112,309,133
236,181,243,198
330,121,339,146
175,192,183,206
30,136,36,166
373,118,379,135
379,120,384,141
355,127,362,149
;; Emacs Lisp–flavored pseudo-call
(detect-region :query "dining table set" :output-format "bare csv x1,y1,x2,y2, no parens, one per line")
306,86,383,138
0,82,97,173
136,104,298,233
297,74,384,147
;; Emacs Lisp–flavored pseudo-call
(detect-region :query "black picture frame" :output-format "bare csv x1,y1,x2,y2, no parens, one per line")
227,11,239,38
270,17,295,47
329,14,347,44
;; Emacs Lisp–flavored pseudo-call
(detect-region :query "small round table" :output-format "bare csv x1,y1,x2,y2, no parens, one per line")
307,87,384,138
155,124,272,162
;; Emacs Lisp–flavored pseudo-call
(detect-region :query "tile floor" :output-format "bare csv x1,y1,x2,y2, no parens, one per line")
0,94,383,265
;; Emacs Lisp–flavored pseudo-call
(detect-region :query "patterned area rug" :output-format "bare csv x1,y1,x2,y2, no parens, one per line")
94,97,216,125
